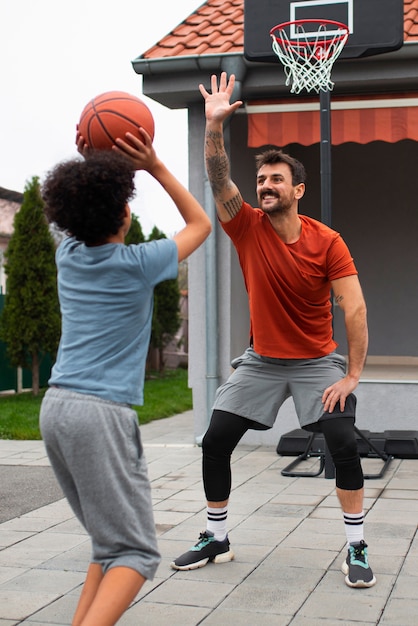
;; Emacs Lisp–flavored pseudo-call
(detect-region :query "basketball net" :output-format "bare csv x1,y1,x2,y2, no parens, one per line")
270,20,349,94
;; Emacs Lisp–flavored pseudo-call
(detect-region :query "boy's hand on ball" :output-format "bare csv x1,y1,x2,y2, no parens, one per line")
75,128,90,158
114,128,157,172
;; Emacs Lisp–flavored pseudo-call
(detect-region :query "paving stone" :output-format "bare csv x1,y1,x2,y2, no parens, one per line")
119,601,209,625
140,577,236,608
298,588,387,622
0,590,59,621
1,414,418,626
201,608,291,625
380,597,418,625
0,568,84,594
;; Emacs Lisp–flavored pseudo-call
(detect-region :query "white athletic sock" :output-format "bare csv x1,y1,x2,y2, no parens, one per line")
343,511,365,546
207,505,228,541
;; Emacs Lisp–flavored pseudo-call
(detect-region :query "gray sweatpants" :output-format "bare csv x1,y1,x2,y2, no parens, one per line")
40,387,161,580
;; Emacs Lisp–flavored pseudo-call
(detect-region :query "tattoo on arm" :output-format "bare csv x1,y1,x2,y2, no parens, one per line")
334,294,344,306
223,194,242,218
206,153,230,197
205,129,230,194
205,129,242,217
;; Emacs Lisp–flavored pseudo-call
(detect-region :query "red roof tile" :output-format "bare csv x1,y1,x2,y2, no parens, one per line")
405,0,418,38
142,0,243,58
142,0,418,60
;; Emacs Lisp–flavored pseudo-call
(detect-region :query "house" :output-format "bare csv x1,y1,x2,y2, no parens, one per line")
0,187,22,294
133,0,418,444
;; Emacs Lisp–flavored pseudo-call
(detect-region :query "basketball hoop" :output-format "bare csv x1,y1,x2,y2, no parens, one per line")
270,19,349,94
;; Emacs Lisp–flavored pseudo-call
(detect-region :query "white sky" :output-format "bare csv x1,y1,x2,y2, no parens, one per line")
0,0,202,236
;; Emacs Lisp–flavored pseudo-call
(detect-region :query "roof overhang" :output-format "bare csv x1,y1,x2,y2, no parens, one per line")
132,53,247,109
132,42,418,109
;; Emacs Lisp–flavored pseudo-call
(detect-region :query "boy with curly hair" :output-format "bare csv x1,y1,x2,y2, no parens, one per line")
40,129,211,625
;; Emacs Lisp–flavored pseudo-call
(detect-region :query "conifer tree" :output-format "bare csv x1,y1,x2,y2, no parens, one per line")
0,176,60,395
125,212,145,245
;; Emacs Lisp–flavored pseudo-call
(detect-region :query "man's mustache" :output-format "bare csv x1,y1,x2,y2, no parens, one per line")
260,190,279,199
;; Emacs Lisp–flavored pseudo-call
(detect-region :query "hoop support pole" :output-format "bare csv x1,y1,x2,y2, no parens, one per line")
320,89,332,228
319,88,336,479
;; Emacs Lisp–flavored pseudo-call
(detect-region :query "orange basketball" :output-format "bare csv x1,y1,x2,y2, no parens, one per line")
77,91,155,150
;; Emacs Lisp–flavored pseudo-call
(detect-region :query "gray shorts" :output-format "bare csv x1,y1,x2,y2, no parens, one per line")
213,347,353,428
40,387,160,580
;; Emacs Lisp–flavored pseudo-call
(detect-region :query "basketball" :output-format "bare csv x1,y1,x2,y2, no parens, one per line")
78,91,155,150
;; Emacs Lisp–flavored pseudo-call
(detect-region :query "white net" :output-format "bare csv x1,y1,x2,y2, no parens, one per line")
271,22,349,94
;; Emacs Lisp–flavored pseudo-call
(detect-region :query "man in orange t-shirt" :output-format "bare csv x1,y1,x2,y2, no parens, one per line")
171,73,375,589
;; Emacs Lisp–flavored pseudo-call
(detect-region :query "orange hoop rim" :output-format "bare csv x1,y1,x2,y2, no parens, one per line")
270,19,349,50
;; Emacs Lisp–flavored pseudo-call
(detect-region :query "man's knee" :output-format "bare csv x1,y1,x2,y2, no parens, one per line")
331,439,364,490
203,410,248,458
321,417,363,491
202,423,227,458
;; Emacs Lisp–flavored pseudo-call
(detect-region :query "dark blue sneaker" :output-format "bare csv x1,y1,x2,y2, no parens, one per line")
170,531,234,570
341,540,376,588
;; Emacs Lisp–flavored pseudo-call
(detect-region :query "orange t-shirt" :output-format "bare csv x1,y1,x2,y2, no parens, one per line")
221,202,357,358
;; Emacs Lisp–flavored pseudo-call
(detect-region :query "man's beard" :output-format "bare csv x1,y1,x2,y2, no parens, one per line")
259,192,293,216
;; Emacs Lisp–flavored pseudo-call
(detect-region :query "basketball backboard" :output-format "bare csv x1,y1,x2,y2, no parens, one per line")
244,0,404,62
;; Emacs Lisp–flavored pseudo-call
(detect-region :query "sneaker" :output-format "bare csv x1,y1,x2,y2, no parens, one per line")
170,531,234,570
341,540,376,588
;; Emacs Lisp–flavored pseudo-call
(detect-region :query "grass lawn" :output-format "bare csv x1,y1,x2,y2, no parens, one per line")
0,368,192,440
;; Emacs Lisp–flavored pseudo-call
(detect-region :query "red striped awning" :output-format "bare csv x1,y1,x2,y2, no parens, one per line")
247,95,418,147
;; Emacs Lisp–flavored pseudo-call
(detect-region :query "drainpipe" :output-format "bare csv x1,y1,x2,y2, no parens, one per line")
200,180,218,445
198,58,246,444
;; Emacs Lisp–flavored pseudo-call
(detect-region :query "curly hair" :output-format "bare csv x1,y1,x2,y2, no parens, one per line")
42,151,136,245
255,149,307,186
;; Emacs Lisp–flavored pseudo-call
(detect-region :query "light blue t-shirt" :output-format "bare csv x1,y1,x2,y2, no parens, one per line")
49,236,178,405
